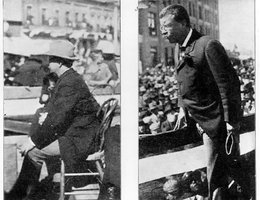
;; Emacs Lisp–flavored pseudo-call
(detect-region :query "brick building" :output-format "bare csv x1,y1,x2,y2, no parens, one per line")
4,0,120,53
139,0,219,71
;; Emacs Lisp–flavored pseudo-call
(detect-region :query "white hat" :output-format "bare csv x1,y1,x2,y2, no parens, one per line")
40,40,78,60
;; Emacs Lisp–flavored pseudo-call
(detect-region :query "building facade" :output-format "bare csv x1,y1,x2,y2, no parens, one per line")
22,0,115,33
4,0,119,43
139,0,219,70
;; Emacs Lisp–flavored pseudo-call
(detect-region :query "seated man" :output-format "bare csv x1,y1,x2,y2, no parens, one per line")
6,40,101,200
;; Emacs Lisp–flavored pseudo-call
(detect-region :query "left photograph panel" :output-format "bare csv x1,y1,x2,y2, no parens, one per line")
3,0,121,199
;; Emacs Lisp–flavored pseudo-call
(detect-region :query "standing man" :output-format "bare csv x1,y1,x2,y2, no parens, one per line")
6,40,101,200
159,5,252,200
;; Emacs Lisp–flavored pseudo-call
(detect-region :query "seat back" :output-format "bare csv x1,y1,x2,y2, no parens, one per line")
96,98,118,152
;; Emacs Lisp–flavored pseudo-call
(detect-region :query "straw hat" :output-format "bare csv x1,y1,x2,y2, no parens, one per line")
40,40,78,60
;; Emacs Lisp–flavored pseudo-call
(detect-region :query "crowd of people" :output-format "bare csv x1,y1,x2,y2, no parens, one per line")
139,57,255,135
162,169,245,200
3,39,120,91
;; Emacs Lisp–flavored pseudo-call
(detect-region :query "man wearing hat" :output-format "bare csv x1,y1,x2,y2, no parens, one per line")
161,103,179,132
6,40,101,200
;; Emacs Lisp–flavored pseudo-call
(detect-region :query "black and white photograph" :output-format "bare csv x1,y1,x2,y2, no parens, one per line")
138,0,255,200
3,0,121,199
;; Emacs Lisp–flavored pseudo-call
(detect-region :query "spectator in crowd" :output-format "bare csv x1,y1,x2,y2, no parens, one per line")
159,4,252,199
13,56,46,86
163,177,182,200
83,49,113,87
181,170,208,200
4,54,26,86
161,103,178,132
103,52,120,87
142,100,162,134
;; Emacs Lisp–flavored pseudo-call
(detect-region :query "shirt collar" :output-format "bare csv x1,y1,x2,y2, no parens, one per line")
181,28,193,48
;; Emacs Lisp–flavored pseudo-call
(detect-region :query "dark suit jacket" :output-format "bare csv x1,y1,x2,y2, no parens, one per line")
176,29,241,139
31,68,101,171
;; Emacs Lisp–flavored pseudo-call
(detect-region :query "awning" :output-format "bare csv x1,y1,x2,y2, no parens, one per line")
24,27,112,41
4,34,51,56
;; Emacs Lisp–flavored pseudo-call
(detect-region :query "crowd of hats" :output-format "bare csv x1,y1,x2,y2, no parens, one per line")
162,169,208,199
161,169,245,199
138,63,179,135
138,58,255,135
235,58,255,115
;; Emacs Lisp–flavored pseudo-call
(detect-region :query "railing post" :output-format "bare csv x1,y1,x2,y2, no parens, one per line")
59,160,65,200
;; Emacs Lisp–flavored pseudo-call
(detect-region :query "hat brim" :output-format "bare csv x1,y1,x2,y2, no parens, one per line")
33,52,79,60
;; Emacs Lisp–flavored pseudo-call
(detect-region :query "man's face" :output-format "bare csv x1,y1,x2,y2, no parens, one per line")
48,60,61,74
160,14,186,44
95,53,104,64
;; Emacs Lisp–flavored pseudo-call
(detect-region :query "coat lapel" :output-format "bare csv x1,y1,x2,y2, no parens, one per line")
176,29,202,71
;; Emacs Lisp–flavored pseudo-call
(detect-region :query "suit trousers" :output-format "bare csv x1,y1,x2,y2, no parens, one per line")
8,140,60,199
202,133,251,200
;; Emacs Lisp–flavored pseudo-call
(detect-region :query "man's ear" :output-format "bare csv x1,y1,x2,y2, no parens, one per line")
180,20,187,27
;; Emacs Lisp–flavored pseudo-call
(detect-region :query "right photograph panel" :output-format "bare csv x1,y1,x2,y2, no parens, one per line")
138,0,255,200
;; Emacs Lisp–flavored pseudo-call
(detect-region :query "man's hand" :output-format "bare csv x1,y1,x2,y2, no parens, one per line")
38,112,48,125
17,138,35,156
226,122,240,132
173,107,187,131
225,122,240,156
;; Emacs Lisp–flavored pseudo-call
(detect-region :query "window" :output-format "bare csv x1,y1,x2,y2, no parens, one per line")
55,10,59,26
199,5,203,19
82,13,86,22
192,3,196,17
65,11,71,27
26,5,33,25
150,47,158,66
165,47,168,65
139,44,143,61
188,2,192,16
148,12,157,36
41,8,47,25
75,12,79,23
